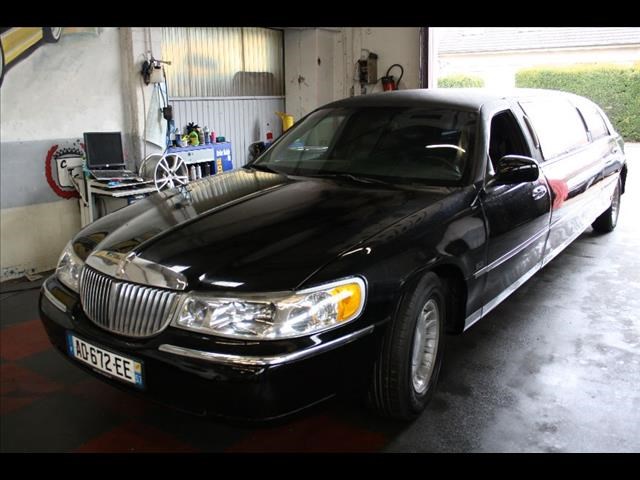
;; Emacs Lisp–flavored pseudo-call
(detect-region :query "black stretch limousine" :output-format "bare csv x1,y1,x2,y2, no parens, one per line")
40,89,627,420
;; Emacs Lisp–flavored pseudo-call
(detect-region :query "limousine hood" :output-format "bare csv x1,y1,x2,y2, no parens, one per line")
76,169,451,292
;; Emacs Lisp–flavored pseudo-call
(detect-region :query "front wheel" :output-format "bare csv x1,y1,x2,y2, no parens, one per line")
43,27,63,43
367,272,446,420
592,178,621,233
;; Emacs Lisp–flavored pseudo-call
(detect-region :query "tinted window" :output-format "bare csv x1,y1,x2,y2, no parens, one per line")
519,99,589,160
256,107,478,186
579,104,610,140
488,110,531,171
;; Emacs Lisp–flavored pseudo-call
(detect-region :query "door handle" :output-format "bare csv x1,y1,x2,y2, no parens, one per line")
532,185,548,200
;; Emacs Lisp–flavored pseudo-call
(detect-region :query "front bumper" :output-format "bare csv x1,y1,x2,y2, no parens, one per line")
39,276,380,420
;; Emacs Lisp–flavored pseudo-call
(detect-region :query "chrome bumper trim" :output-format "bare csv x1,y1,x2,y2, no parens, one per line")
158,325,375,367
43,281,67,312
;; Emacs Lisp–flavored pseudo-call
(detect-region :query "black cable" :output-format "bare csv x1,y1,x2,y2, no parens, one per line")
161,65,174,148
163,64,170,99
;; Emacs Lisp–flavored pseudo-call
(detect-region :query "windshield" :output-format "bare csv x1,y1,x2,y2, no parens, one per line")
254,106,478,186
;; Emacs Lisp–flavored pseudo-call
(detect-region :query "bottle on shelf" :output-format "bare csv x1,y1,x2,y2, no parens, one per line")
189,165,197,181
203,127,210,144
196,164,202,179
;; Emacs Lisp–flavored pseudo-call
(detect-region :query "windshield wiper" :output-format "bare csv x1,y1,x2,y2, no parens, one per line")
245,163,283,175
309,172,392,185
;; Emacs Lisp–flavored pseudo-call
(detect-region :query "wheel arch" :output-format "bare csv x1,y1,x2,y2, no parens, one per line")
620,164,628,195
430,263,468,334
401,260,468,336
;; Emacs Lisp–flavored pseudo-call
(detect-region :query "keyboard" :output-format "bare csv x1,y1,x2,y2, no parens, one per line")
101,179,155,188
91,169,141,180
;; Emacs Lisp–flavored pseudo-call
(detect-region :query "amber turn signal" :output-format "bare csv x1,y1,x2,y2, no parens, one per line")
331,282,363,322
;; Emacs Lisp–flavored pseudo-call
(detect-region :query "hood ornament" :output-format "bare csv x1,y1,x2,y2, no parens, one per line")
116,252,136,278
86,250,188,290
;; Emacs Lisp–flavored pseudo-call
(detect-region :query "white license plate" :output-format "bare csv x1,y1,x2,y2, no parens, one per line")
66,332,144,387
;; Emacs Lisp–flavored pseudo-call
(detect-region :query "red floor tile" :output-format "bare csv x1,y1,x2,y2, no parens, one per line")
0,319,52,361
68,378,154,418
0,363,63,415
74,420,198,452
1,396,40,415
225,414,387,452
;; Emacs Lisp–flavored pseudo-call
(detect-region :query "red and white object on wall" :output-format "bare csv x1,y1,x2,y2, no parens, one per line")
45,142,84,199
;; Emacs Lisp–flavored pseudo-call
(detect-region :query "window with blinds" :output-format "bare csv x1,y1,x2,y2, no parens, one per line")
161,27,284,98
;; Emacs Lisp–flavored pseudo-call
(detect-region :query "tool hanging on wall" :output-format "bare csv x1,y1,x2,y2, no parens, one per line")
356,50,378,95
141,56,172,85
381,64,404,91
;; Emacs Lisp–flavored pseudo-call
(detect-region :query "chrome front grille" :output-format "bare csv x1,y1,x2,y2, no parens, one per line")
79,267,180,338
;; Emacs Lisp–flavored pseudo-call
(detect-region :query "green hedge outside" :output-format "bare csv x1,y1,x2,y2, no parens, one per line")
516,64,640,142
438,74,485,88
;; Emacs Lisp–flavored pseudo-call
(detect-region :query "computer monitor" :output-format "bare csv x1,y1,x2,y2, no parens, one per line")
83,132,126,169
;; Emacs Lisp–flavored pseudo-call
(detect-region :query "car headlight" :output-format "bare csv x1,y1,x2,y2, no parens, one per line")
172,277,366,340
56,241,84,292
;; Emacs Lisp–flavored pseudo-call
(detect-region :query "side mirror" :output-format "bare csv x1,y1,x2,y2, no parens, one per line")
493,155,539,185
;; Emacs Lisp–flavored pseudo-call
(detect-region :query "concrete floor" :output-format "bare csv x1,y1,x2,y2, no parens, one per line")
1,144,638,452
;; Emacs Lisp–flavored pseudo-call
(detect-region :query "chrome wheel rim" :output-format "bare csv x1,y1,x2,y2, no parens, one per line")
611,183,620,226
411,298,440,395
155,154,188,192
50,28,63,40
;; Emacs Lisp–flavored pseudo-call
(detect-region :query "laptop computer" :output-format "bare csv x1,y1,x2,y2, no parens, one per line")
83,132,143,181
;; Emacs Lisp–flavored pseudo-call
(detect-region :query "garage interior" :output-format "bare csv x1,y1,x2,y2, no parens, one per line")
1,27,639,453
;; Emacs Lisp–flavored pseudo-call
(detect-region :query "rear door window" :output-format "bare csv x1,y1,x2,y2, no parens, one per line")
519,99,590,160
578,104,610,141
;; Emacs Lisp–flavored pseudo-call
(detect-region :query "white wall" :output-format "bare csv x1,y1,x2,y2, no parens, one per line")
1,28,125,141
0,27,153,280
284,29,331,121
0,200,82,278
439,45,640,89
284,27,421,119
342,27,421,96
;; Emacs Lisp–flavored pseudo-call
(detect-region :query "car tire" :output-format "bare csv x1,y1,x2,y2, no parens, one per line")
592,177,621,234
43,27,63,43
367,272,446,420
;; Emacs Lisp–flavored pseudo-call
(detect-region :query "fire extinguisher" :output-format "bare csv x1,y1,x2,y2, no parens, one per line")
381,64,404,91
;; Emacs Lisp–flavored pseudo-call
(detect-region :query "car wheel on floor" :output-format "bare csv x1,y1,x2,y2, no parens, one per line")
367,272,446,420
43,27,63,43
592,177,621,233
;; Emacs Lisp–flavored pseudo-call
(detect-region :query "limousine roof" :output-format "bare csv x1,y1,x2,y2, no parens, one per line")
325,88,580,111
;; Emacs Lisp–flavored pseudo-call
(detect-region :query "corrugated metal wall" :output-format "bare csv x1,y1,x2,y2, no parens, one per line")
170,97,284,169
162,27,284,97
162,27,285,167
